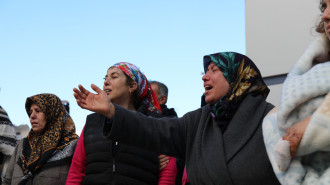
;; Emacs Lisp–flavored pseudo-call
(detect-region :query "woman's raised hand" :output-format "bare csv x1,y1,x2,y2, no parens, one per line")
73,84,115,118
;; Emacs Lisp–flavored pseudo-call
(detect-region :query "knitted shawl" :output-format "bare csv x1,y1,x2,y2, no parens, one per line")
262,34,330,185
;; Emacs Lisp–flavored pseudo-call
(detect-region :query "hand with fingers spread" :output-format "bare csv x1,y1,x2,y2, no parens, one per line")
282,116,311,158
73,84,115,119
68,63,178,185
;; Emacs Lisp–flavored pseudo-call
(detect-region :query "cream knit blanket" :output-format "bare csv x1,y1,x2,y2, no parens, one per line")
263,34,330,185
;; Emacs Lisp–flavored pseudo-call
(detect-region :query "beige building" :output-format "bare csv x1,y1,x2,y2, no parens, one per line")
245,0,320,106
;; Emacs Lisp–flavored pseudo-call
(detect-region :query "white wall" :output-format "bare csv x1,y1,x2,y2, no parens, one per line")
245,0,321,106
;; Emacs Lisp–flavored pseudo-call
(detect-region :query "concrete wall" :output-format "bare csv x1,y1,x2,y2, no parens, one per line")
245,0,321,106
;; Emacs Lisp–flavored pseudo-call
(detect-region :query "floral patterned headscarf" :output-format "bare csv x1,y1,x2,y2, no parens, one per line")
112,62,161,113
18,94,78,184
203,52,270,121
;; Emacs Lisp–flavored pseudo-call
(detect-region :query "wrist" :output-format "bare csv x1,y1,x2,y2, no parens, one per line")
105,103,115,119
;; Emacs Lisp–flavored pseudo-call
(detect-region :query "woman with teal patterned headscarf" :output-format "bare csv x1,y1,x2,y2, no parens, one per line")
73,52,280,185
203,52,269,132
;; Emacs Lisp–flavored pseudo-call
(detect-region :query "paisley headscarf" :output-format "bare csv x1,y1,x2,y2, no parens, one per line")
18,94,78,184
111,62,161,113
203,52,270,123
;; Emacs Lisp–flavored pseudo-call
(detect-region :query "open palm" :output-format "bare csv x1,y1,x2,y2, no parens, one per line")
73,84,114,117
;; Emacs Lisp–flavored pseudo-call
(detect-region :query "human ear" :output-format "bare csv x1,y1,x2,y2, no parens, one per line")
159,95,167,105
129,82,138,93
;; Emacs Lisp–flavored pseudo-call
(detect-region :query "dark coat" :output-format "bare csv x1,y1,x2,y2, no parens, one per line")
161,105,178,118
3,141,70,185
83,113,160,185
106,94,280,185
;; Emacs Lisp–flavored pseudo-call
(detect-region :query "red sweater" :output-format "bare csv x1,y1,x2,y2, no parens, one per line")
66,127,177,185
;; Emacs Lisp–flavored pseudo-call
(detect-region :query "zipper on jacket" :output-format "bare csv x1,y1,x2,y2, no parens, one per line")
112,141,118,172
113,158,116,172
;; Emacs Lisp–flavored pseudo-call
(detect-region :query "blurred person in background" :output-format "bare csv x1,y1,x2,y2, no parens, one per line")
150,81,183,185
0,106,17,182
62,100,70,114
150,81,177,118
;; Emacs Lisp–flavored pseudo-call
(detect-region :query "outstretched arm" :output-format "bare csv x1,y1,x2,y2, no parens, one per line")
73,84,115,118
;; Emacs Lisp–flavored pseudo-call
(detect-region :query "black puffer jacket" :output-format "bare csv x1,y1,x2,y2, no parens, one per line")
83,105,161,185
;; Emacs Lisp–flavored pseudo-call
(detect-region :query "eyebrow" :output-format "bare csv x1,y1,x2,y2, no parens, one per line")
208,64,217,69
110,71,120,76
29,107,35,113
30,106,39,110
105,71,119,77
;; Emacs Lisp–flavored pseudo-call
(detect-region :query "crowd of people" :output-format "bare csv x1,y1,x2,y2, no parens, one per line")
1,0,329,184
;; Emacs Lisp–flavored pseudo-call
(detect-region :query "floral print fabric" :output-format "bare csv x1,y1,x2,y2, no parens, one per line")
203,52,269,120
112,62,161,113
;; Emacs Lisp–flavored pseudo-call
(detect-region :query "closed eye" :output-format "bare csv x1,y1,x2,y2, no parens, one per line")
321,2,327,12
212,69,219,72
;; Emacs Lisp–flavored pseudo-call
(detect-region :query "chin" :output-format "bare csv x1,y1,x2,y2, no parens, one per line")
206,98,219,105
32,130,41,134
205,98,214,105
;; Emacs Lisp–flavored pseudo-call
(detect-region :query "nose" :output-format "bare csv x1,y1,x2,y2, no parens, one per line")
322,6,330,23
202,72,209,82
30,111,36,119
104,77,110,86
